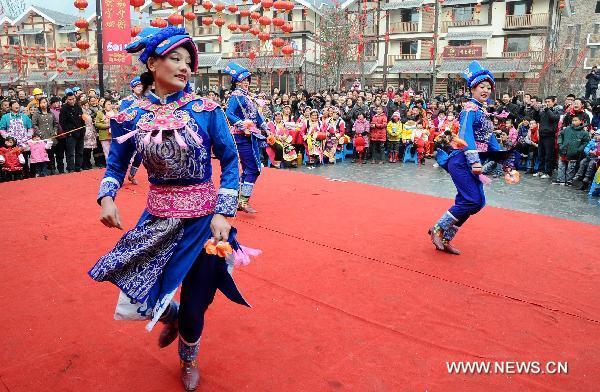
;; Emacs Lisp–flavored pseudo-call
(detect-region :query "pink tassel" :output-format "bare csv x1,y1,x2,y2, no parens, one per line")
153,130,163,144
187,128,203,145
479,174,492,185
143,131,152,145
233,245,262,267
115,129,138,144
173,129,187,149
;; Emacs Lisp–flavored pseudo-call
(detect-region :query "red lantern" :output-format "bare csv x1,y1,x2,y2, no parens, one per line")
249,51,256,60
74,0,88,11
273,0,286,12
281,44,293,56
185,11,196,21
259,16,271,26
202,17,214,25
131,25,142,37
153,0,167,7
214,3,225,12
76,58,90,71
227,4,238,13
284,1,294,12
66,46,73,52
252,0,260,4
57,67,64,73
203,0,213,11
151,17,168,27
249,27,260,36
67,70,74,76
261,0,273,9
281,23,293,34
75,17,89,31
48,54,57,61
272,17,285,27
168,0,184,6
76,40,90,51
271,37,285,48
185,0,197,5
240,9,251,17
559,0,565,9
168,13,184,25
57,58,65,63
67,58,75,66
130,0,145,10
258,31,270,41
239,24,250,32
227,23,239,31
474,3,481,13
250,12,261,20
214,17,226,27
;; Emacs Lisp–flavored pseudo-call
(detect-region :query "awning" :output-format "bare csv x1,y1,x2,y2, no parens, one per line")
0,73,20,85
439,58,532,73
24,71,58,83
197,53,222,68
228,35,259,43
381,0,424,11
341,61,378,75
212,56,304,71
18,28,44,35
54,70,100,83
57,26,77,34
389,60,433,73
440,0,480,5
445,31,493,41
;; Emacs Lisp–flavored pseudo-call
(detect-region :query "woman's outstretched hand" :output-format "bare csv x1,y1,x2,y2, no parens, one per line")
210,214,231,242
100,197,123,230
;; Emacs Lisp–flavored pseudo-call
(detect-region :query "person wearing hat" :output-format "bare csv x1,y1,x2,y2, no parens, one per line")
429,60,515,255
224,61,268,214
26,88,45,114
120,76,146,184
89,26,255,391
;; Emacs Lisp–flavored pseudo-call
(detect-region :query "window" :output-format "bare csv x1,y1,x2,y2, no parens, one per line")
196,42,214,53
401,9,419,22
448,40,472,46
34,33,45,45
591,47,600,59
574,24,581,45
68,32,78,43
8,35,20,45
596,1,600,13
507,1,531,16
453,7,474,22
401,41,418,54
506,36,529,52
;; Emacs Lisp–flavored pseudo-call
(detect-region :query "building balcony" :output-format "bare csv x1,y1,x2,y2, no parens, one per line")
587,33,600,46
195,26,220,36
389,21,419,34
441,19,481,34
584,57,600,69
388,54,417,64
504,13,548,30
502,51,545,64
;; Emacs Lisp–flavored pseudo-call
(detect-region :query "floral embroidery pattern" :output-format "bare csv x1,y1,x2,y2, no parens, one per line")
98,177,120,201
215,190,239,216
146,183,217,218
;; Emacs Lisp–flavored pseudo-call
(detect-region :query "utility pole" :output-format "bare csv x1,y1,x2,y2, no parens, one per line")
431,0,440,98
96,0,105,95
382,9,389,89
358,1,365,87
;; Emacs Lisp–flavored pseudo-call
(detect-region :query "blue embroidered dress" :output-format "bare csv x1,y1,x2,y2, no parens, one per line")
225,88,267,198
88,90,247,331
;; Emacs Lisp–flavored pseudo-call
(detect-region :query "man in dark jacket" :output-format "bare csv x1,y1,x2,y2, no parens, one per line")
585,66,600,101
536,96,561,179
496,92,522,122
59,92,85,172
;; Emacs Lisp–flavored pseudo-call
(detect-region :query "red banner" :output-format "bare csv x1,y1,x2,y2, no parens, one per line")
102,0,131,65
442,46,483,59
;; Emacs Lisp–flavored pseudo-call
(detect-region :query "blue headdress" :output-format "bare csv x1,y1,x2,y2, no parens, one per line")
125,26,198,72
130,76,142,89
461,60,495,90
224,61,251,83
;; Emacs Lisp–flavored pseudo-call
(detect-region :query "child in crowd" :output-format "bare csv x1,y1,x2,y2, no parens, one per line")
555,114,590,185
352,112,370,164
0,136,24,181
401,120,416,158
386,111,402,163
525,118,539,174
27,132,49,177
369,105,387,164
573,129,600,190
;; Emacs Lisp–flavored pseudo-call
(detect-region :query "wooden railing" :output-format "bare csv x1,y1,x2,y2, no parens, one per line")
441,19,480,33
502,51,545,64
388,54,417,64
504,13,548,29
195,26,220,36
389,22,419,34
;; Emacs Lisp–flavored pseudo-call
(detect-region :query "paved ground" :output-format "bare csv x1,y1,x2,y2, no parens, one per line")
295,159,600,225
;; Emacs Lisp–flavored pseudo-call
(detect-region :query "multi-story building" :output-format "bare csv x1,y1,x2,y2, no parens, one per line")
552,0,600,96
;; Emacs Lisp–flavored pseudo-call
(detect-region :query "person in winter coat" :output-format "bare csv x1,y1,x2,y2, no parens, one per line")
555,114,590,185
585,66,600,101
369,105,387,164
352,112,370,163
386,111,403,163
31,97,58,174
573,129,600,190
536,96,561,178
59,92,85,172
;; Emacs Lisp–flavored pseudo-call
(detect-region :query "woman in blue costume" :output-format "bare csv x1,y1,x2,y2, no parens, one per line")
88,27,255,391
429,60,514,255
121,76,145,185
224,62,267,214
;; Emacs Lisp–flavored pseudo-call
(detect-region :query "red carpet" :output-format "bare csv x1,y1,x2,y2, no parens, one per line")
0,167,599,391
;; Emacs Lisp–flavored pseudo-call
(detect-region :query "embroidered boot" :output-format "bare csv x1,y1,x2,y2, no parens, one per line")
429,212,461,255
179,337,200,391
238,195,258,214
158,301,179,348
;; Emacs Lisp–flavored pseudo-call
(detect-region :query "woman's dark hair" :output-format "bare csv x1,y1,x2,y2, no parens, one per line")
140,71,154,95
103,99,113,109
9,100,18,108
230,76,251,92
38,97,49,112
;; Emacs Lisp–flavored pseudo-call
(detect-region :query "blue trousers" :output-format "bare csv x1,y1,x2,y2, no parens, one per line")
234,134,261,185
447,152,486,226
